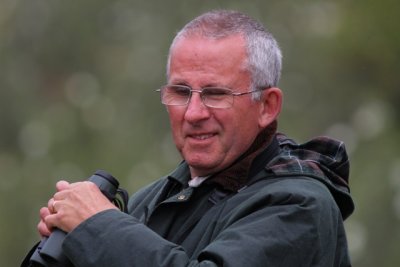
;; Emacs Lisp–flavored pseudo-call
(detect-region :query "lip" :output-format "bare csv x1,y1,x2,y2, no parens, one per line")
185,132,217,143
187,133,215,140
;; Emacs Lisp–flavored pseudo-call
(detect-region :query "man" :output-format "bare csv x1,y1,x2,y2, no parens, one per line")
29,10,354,266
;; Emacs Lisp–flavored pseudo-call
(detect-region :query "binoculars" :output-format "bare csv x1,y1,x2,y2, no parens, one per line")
28,170,123,267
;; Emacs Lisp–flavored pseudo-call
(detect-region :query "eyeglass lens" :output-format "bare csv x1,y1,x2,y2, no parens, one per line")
162,86,233,108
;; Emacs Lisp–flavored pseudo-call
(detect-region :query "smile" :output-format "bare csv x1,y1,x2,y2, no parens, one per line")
189,133,215,140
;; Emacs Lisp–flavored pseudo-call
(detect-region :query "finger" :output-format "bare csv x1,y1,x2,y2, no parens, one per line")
53,184,73,201
52,200,59,213
38,207,52,237
56,180,70,191
40,206,51,220
43,213,59,233
47,198,56,214
37,220,52,237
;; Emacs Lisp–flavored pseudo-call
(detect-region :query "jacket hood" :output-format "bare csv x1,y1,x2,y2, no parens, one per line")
267,133,355,220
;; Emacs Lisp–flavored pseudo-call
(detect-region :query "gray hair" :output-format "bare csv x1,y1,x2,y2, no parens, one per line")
166,10,282,100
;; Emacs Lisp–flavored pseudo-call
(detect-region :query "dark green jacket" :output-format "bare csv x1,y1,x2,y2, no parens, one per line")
61,134,354,266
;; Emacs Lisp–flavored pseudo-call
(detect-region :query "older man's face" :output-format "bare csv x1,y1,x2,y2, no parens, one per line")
167,34,266,177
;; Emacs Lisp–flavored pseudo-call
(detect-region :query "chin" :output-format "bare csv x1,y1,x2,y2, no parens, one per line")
186,159,218,176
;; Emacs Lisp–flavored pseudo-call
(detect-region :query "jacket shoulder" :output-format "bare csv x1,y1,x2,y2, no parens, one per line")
242,176,339,214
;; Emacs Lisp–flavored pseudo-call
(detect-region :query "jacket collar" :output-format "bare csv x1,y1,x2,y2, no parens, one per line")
167,130,280,192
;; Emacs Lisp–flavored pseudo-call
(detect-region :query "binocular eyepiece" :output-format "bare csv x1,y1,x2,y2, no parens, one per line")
28,170,121,267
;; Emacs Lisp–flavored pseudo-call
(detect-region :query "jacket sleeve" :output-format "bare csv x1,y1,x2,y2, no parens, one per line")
62,178,349,267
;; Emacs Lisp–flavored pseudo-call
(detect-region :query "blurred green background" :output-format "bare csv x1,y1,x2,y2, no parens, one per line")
1,0,399,266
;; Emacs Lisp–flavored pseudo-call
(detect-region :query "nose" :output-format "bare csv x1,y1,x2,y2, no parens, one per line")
184,91,211,123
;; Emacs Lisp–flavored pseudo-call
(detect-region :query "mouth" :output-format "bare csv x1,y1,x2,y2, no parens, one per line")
187,133,216,140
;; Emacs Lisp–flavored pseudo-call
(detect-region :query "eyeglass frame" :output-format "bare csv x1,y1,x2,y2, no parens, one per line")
156,84,271,109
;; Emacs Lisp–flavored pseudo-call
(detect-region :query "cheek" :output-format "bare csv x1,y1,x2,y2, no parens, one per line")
227,108,260,142
167,107,182,126
216,113,245,147
167,109,185,142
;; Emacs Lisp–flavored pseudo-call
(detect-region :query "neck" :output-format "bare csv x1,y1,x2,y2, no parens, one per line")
203,122,277,191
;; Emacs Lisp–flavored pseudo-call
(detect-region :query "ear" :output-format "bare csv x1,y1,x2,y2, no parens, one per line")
257,87,283,128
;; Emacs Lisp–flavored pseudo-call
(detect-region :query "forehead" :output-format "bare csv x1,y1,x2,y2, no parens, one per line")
169,35,249,85
171,34,246,62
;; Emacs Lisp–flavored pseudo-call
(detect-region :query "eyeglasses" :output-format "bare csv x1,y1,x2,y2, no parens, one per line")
156,85,269,109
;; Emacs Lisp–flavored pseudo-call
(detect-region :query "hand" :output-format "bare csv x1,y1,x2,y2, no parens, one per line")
37,181,70,237
39,180,118,235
